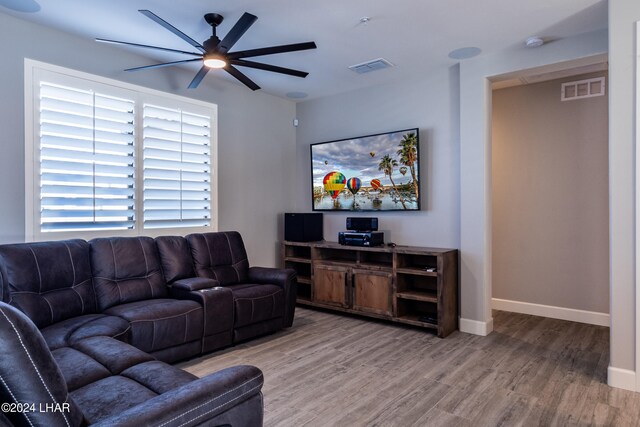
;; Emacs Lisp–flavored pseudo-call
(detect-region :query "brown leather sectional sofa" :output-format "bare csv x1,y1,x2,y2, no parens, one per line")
0,231,297,426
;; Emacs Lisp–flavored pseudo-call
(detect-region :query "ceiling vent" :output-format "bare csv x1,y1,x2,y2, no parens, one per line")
561,77,605,101
348,58,394,74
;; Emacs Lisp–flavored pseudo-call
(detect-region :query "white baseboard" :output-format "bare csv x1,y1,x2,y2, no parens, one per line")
459,317,494,336
608,366,636,391
491,298,610,327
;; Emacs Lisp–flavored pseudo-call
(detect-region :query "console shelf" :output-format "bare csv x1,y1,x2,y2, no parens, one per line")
396,267,438,277
281,241,458,338
396,290,438,303
284,256,311,264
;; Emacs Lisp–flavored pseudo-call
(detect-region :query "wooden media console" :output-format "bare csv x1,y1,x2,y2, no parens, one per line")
282,241,458,338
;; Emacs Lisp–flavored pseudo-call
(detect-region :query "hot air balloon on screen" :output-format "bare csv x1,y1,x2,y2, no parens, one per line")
370,179,381,190
323,171,346,199
400,166,408,176
347,177,361,195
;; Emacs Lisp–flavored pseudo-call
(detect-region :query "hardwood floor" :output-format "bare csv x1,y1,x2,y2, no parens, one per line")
179,308,640,426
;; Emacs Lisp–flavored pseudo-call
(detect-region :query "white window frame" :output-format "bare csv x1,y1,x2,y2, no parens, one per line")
24,59,218,241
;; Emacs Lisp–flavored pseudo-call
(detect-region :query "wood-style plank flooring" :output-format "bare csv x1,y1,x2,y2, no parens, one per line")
179,308,640,426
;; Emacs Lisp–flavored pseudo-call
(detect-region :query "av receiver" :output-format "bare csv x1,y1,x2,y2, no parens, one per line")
338,231,384,247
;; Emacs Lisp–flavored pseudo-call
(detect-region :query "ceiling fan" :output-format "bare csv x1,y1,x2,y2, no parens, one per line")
96,9,317,91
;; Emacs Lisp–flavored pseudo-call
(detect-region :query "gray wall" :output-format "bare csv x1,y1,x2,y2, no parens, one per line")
608,1,640,377
294,29,608,336
492,73,609,313
0,12,296,267
294,65,461,249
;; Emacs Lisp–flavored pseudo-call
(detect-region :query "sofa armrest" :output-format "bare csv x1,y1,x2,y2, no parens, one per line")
92,365,263,427
170,285,234,351
248,266,296,287
248,267,297,327
173,277,219,291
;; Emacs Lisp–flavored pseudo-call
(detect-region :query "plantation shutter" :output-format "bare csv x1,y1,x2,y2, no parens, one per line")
39,82,135,232
143,104,212,229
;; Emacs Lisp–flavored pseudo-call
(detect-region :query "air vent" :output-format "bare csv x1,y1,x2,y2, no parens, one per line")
348,58,394,74
561,77,605,101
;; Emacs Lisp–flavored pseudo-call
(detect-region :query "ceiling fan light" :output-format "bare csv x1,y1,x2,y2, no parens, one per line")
204,55,227,69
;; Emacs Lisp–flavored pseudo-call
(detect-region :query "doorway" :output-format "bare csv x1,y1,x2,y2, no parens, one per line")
490,64,609,325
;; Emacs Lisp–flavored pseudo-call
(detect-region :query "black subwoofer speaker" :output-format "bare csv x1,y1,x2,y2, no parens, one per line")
284,213,323,242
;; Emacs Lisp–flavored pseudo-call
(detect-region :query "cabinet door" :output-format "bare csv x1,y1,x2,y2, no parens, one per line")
314,264,349,307
352,269,393,316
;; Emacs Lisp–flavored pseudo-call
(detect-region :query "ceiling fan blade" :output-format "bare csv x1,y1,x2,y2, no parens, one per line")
230,59,308,78
139,9,206,53
225,65,260,91
125,58,203,72
218,12,258,53
227,42,317,59
188,66,211,89
96,38,203,56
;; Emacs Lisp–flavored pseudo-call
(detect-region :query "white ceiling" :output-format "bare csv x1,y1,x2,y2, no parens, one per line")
0,0,608,101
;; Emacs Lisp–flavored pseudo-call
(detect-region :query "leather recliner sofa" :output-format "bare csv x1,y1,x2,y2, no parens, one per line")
0,231,297,426
0,231,296,363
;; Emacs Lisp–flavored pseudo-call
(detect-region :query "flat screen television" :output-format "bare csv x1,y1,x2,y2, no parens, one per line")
311,128,420,211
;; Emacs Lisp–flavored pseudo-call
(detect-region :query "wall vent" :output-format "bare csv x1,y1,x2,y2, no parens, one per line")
561,77,605,101
348,58,394,74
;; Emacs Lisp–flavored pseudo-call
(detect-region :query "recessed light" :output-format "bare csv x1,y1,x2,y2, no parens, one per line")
525,36,544,48
286,91,308,99
448,47,481,60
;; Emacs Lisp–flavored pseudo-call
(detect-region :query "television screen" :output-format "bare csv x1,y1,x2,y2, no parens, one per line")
311,128,420,211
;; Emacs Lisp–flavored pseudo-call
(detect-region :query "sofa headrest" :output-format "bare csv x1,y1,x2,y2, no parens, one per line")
186,232,249,285
0,239,96,328
0,301,83,427
90,236,168,310
155,236,195,283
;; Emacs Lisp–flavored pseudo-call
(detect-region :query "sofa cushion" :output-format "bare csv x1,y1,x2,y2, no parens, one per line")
41,314,131,350
90,236,168,311
71,376,159,424
227,284,284,328
187,232,250,285
72,336,155,374
68,341,197,425
121,361,197,394
51,347,112,391
155,235,195,283
104,299,204,353
89,365,264,427
0,239,95,328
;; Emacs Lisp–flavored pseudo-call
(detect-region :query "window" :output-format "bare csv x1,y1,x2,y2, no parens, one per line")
39,82,136,232
143,105,212,229
25,60,218,241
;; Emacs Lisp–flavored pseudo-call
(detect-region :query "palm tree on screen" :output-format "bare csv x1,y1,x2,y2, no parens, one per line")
378,154,407,209
397,132,419,199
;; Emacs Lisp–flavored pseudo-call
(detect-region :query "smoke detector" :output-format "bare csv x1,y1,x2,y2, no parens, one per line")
525,36,544,48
